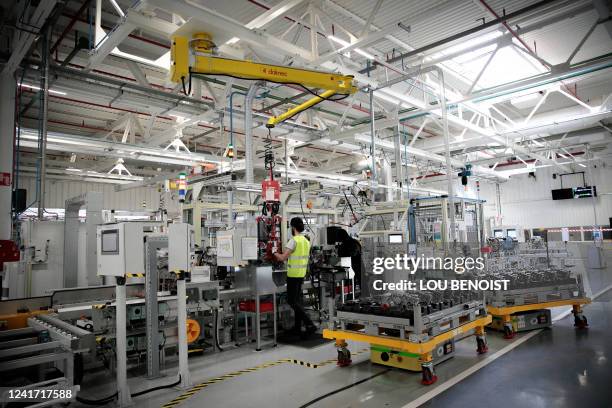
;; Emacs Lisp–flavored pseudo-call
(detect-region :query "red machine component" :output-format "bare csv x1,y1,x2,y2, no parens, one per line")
257,128,282,262
0,240,20,270
239,300,274,313
261,179,280,202
257,179,282,263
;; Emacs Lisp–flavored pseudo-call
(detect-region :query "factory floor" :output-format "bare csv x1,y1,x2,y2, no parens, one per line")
76,247,612,408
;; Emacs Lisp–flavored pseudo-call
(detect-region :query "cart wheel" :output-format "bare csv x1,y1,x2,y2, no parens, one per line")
337,348,352,367
503,324,515,339
476,336,488,354
574,315,588,329
420,362,438,385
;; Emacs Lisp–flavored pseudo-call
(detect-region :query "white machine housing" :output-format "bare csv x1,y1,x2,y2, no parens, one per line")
169,223,195,273
96,222,162,277
216,222,258,267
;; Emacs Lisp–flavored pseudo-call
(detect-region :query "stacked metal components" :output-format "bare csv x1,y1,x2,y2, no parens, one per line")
338,289,481,325
335,285,486,343
476,238,585,308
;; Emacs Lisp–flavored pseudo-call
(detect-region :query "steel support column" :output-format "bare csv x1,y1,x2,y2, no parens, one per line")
145,235,167,379
0,74,15,239
115,278,132,407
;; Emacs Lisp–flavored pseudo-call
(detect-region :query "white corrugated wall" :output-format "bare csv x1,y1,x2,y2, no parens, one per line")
479,165,612,229
17,176,166,211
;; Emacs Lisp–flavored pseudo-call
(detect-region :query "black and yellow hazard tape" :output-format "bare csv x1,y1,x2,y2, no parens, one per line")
160,348,370,407
126,273,145,278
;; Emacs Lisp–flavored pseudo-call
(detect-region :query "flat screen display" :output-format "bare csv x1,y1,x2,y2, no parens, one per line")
574,186,596,198
551,188,574,200
507,229,517,239
101,230,119,254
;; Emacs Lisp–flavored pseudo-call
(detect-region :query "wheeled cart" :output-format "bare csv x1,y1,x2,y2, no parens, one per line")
322,314,492,385
487,298,591,338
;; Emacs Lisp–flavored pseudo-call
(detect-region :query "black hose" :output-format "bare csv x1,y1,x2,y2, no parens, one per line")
214,309,224,352
131,375,182,397
297,369,391,408
76,375,182,405
264,127,275,175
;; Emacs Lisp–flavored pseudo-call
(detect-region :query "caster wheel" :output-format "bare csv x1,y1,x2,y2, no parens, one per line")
503,325,515,339
421,364,438,385
476,337,488,354
574,315,588,329
337,348,352,367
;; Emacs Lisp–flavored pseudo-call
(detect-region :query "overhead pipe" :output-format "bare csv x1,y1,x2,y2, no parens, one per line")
50,0,91,54
369,88,376,192
393,121,403,199
38,27,51,219
415,107,612,155
245,82,264,185
435,67,457,243
401,56,612,122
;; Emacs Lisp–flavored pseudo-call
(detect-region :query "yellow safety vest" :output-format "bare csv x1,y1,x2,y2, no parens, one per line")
287,235,310,278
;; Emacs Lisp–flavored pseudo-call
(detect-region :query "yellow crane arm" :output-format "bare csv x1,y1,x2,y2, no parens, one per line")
170,33,357,128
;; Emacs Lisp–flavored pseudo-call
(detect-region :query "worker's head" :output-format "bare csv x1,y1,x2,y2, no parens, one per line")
290,217,305,236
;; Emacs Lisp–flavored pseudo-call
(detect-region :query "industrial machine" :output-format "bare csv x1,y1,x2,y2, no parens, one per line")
169,27,357,279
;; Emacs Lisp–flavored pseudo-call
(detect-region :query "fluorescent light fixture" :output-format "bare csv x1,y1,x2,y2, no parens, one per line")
66,167,82,172
19,83,66,96
111,48,170,70
328,35,374,60
328,35,350,47
225,37,240,45
354,49,375,60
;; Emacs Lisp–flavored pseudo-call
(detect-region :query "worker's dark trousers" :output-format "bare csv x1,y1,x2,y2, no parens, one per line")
286,277,315,332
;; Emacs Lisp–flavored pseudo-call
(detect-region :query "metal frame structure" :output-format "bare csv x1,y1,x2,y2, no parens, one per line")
9,0,611,196
63,192,103,287
144,234,167,379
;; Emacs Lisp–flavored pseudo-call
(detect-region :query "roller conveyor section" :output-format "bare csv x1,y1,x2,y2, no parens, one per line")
27,314,96,352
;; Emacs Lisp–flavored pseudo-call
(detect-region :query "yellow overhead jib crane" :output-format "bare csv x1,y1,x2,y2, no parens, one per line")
170,33,357,128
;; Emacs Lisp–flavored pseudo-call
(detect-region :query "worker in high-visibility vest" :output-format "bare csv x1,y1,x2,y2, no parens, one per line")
274,217,316,338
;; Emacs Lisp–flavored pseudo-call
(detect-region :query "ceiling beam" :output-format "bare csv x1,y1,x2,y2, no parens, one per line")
2,0,58,75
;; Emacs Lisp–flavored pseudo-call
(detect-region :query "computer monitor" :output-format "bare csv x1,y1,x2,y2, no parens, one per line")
507,229,517,239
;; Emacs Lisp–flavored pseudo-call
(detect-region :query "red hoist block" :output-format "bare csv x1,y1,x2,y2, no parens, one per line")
261,179,280,203
0,240,20,270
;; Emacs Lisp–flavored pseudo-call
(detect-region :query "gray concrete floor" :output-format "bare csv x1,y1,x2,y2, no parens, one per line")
75,244,612,408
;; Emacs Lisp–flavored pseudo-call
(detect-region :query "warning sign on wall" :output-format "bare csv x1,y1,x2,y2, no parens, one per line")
0,172,10,186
